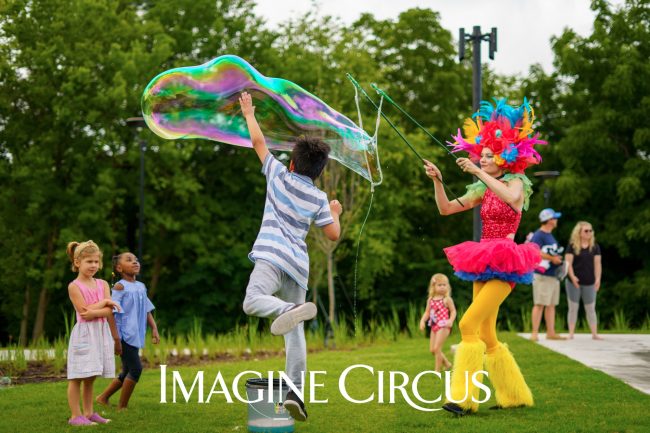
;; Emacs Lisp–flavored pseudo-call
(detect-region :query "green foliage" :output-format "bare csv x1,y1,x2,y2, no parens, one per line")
0,0,647,344
613,309,632,332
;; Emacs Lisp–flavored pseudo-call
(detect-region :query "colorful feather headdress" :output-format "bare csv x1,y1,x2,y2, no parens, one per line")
449,98,546,174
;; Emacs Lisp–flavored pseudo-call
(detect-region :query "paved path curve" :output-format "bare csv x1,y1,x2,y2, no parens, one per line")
518,333,650,395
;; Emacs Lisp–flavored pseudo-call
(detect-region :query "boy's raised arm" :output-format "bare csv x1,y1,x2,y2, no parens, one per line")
239,91,269,164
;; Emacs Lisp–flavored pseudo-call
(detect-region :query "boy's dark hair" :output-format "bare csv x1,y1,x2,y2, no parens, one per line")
291,136,331,180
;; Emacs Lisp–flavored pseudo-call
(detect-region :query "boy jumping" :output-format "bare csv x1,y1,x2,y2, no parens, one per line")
239,91,342,421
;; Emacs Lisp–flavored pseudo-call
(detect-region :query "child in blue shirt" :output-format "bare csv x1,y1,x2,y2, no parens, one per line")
96,252,159,409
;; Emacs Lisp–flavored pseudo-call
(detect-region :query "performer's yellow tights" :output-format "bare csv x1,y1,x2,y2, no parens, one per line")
459,279,511,351
449,279,533,411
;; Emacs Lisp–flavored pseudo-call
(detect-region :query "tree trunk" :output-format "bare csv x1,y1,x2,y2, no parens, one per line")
31,286,49,343
19,284,31,346
32,229,57,342
149,255,162,299
327,250,336,325
312,283,318,312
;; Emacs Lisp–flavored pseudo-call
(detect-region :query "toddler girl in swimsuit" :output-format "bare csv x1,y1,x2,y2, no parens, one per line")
419,273,457,372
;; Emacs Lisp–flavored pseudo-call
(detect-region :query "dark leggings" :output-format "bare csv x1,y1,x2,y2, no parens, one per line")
118,340,143,382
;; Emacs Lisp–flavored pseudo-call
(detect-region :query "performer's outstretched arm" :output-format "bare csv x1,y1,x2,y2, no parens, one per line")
423,159,479,215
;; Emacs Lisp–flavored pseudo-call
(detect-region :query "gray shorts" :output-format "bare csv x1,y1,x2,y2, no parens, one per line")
565,280,597,304
533,273,560,306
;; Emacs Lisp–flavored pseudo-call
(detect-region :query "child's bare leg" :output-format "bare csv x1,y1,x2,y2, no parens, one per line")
429,329,436,357
97,378,122,405
433,333,442,372
118,378,138,410
441,351,452,369
68,379,83,419
82,376,96,416
433,328,451,370
430,329,443,371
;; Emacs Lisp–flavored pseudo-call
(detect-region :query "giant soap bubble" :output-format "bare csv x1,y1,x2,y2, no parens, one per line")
142,55,381,184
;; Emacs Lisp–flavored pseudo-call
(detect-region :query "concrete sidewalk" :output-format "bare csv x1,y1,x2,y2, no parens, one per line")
518,333,650,395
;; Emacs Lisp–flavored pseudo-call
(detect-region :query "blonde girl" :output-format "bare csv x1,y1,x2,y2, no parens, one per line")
419,273,457,372
66,240,121,426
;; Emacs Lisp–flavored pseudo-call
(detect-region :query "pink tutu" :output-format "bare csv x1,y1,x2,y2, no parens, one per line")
444,239,540,283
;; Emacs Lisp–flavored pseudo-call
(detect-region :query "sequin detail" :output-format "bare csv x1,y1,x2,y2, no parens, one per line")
480,188,521,240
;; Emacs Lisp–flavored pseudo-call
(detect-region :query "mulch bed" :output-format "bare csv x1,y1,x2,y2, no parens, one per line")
0,348,305,386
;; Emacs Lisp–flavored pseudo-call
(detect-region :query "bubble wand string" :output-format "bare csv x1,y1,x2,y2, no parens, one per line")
346,74,464,207
372,84,518,213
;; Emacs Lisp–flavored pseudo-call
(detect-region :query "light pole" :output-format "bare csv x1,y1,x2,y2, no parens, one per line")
533,171,561,206
459,26,497,241
126,117,147,262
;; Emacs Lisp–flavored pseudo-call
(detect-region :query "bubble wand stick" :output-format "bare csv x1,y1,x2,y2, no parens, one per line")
372,84,518,213
346,74,464,207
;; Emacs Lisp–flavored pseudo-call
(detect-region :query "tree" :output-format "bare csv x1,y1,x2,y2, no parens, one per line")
0,0,277,342
522,0,650,326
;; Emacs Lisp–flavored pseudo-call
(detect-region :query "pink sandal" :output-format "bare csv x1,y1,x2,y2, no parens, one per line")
68,416,96,426
87,413,111,424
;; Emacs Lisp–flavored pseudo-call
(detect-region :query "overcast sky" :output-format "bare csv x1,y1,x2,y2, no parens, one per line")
253,0,624,76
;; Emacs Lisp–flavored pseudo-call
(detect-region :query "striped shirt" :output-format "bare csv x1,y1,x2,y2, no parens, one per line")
249,153,334,290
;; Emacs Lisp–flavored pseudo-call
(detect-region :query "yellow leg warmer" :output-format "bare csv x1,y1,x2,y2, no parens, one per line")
485,343,533,408
447,340,486,412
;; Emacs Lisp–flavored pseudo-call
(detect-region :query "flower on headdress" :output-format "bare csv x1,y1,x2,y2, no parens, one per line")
493,154,506,166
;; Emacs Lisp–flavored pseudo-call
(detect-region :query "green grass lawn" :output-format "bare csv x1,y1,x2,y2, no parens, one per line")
1,333,648,433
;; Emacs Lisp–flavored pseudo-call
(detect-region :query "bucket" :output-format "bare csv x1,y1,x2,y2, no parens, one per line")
245,378,295,433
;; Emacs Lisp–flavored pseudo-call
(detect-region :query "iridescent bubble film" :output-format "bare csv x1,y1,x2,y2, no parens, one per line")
142,55,381,183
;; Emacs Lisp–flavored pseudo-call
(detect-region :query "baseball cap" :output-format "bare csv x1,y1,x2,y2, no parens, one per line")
539,208,562,222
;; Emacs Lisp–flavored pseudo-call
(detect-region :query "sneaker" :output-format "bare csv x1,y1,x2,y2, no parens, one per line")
270,303,317,336
68,416,96,426
87,413,111,424
442,402,472,416
284,390,308,422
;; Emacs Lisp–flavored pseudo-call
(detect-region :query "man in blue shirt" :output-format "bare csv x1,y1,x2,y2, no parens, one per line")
530,208,566,341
